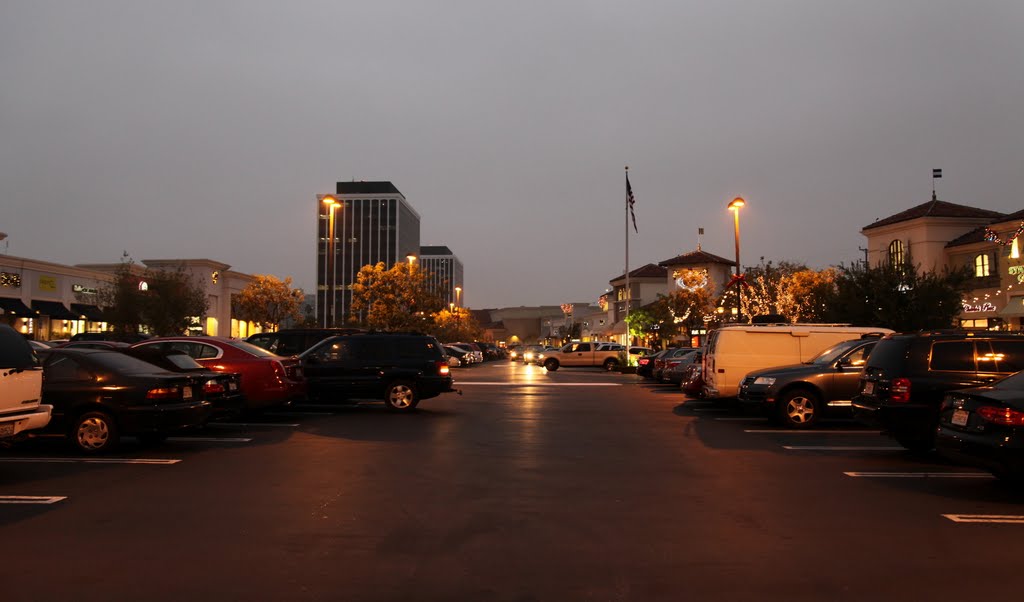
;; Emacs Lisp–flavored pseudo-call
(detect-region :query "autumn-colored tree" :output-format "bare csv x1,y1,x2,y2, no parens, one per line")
776,268,837,323
349,261,443,331
234,275,304,331
430,308,483,343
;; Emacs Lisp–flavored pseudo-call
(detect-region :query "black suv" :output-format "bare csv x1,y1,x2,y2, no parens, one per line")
246,328,364,357
299,332,455,411
851,331,1024,450
739,336,880,428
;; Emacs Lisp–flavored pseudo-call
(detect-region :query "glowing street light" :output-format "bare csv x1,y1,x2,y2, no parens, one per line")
455,286,462,308
728,196,745,323
322,195,341,326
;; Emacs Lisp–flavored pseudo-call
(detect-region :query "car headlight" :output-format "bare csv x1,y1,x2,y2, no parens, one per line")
753,377,776,386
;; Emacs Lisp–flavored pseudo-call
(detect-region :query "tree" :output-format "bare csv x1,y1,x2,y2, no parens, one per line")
98,254,145,337
349,261,443,331
234,275,304,331
428,308,482,343
141,266,209,336
823,262,972,331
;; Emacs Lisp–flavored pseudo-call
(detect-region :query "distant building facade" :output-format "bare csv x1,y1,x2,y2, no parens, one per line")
419,245,464,308
317,181,421,326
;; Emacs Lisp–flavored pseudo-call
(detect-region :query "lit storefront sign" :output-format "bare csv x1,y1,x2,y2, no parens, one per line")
1009,265,1024,284
0,272,21,288
38,276,58,292
72,284,98,295
962,302,997,313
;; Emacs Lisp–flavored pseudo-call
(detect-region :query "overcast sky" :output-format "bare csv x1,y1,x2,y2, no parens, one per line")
3,1,1023,309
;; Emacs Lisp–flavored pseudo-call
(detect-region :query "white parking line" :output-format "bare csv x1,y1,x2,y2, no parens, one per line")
166,437,252,443
844,471,992,478
0,495,67,505
207,423,299,428
943,514,1024,524
745,429,882,434
783,445,904,451
0,457,181,465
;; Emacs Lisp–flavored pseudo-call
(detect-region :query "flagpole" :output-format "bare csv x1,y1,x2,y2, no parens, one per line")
624,166,630,345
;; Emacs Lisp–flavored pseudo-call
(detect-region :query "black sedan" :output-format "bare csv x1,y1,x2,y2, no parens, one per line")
123,347,245,417
935,371,1024,481
41,349,214,454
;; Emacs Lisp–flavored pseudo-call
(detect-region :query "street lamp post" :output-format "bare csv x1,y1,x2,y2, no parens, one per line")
322,196,341,327
728,196,746,323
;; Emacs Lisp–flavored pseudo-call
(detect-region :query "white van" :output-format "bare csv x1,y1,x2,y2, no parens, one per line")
0,325,51,440
702,324,893,399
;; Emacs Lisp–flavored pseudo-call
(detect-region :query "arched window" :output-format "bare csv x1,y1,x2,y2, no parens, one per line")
975,254,991,277
888,240,905,268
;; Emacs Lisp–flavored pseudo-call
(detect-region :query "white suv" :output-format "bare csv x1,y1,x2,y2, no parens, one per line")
0,325,51,440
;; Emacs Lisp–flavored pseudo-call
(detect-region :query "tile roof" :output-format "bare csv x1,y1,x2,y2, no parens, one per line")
945,226,988,248
862,199,1005,231
658,249,736,267
609,263,667,283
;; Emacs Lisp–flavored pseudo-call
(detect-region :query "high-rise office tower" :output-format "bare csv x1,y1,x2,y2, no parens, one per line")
419,245,465,308
316,181,420,325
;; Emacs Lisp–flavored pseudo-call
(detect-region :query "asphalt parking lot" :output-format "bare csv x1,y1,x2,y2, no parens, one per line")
3,361,1024,601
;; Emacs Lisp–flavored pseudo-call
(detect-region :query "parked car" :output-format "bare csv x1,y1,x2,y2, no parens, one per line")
123,347,245,417
508,346,523,362
40,348,214,453
131,336,304,410
653,348,695,382
637,349,669,379
0,324,51,441
445,344,475,365
70,332,151,344
246,328,364,356
738,336,880,428
55,340,131,350
300,333,456,411
852,331,1024,451
664,349,702,385
450,343,484,364
681,361,706,398
935,370,1024,481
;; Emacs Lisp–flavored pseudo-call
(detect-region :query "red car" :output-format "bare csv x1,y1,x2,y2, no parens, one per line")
131,337,304,410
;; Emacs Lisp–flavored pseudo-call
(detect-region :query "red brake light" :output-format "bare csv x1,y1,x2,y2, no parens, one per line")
889,377,912,403
436,360,450,376
146,387,179,400
270,360,287,383
204,379,225,395
977,406,1024,427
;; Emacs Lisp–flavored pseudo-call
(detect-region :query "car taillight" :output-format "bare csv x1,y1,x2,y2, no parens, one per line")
146,387,179,400
204,379,225,395
639,359,649,365
436,360,450,376
889,377,912,403
977,406,1024,427
271,360,287,382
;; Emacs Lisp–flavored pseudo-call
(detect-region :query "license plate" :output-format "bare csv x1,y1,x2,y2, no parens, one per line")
182,386,193,400
951,409,969,427
0,422,15,438
863,381,874,395
228,382,238,391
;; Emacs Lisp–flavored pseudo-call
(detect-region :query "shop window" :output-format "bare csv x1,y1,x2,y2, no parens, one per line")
974,254,991,277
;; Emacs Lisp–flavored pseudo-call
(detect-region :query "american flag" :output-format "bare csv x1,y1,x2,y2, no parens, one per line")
627,173,637,233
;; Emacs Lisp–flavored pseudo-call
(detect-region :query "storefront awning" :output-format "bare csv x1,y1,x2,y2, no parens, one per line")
999,299,1024,317
31,300,80,320
0,297,35,316
70,303,106,321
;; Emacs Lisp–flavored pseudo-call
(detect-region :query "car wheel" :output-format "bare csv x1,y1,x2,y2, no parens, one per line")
603,358,619,371
778,388,821,429
70,410,118,454
384,380,419,411
544,359,559,371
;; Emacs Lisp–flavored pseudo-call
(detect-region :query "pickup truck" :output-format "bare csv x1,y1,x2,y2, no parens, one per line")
541,342,621,372
0,325,51,441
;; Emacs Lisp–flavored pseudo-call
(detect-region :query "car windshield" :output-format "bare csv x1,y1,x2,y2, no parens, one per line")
86,351,175,375
806,340,862,365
